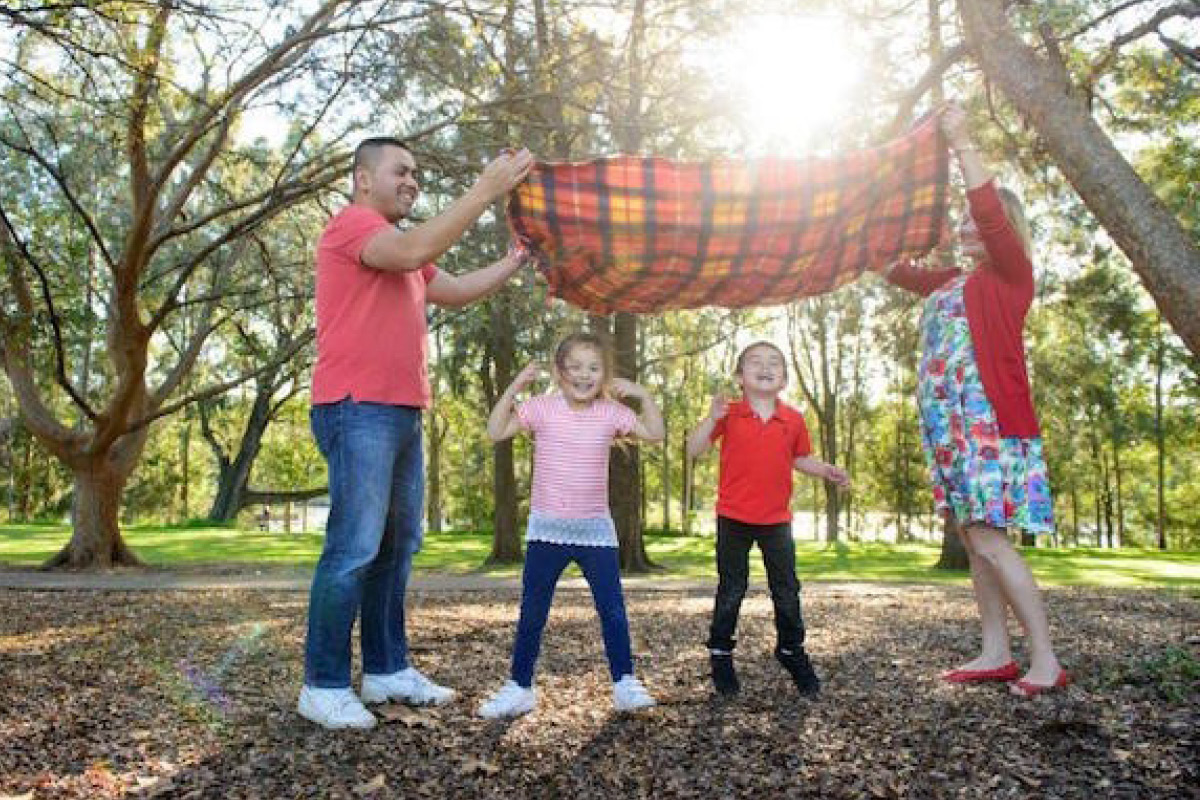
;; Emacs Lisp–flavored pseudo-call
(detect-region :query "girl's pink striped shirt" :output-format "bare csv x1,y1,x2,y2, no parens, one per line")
517,394,636,517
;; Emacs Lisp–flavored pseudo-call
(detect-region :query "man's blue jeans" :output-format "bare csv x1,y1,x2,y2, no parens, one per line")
304,400,424,688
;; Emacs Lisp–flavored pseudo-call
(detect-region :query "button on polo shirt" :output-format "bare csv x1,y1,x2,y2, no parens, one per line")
712,399,813,525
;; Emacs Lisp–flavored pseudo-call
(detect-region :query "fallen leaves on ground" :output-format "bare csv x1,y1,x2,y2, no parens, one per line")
1,583,1196,799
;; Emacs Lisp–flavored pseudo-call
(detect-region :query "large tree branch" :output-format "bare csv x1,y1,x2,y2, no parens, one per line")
244,486,328,506
957,0,1200,356
0,203,98,420
0,234,84,461
124,0,174,279
1063,0,1162,41
154,112,237,238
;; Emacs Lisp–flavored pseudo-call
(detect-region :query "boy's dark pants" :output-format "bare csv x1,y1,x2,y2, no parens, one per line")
706,516,805,653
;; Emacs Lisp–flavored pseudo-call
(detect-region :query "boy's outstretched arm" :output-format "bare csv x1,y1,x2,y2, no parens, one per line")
612,378,666,443
793,455,851,489
686,396,727,459
487,362,541,442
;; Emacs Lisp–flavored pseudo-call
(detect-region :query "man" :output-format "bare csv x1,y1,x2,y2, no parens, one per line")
298,138,533,729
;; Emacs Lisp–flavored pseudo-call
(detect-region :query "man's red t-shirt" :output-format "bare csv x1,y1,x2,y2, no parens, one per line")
311,205,439,408
712,399,813,525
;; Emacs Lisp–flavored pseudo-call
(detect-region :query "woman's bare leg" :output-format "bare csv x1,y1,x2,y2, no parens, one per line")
966,525,1063,685
953,526,1014,671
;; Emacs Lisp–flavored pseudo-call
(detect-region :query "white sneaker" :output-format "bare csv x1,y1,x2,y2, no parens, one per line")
477,680,537,719
297,686,376,729
613,674,656,712
361,667,456,706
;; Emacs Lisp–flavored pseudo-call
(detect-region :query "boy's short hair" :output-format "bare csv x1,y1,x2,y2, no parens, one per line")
735,341,787,376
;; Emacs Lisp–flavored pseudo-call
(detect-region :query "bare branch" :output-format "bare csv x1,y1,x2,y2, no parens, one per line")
133,327,315,431
1084,2,1200,87
0,126,117,270
1162,34,1200,72
144,169,340,335
889,43,970,134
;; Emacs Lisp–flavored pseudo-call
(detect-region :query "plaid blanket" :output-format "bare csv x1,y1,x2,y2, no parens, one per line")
507,115,950,314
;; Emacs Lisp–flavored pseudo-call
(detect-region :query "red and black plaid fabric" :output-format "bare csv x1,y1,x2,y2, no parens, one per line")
507,115,950,314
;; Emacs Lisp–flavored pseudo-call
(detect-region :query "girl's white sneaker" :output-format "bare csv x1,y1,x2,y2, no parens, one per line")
613,674,656,711
478,680,536,719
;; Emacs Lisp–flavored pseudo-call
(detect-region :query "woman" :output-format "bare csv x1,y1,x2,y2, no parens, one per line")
881,104,1068,697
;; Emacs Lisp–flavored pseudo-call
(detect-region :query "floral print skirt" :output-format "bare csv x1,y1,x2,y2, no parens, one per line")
917,277,1054,534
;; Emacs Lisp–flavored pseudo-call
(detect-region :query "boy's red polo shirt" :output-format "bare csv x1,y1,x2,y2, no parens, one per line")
712,399,812,525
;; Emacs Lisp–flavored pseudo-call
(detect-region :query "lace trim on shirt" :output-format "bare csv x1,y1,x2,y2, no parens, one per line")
526,512,618,548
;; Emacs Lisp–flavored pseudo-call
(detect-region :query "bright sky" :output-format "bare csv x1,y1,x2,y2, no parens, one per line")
695,14,863,155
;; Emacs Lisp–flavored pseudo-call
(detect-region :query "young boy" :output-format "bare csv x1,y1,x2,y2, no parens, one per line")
686,341,850,697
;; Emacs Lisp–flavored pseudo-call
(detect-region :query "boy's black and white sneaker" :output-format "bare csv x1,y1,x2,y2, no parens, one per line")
710,653,740,696
776,647,820,697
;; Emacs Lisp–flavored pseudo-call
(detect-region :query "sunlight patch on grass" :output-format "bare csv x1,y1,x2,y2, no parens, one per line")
0,523,1196,588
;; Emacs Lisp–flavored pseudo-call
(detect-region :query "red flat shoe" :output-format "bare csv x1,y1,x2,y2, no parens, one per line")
1010,670,1071,698
941,661,1020,685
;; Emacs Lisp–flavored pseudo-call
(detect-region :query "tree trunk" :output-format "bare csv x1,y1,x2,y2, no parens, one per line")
205,387,272,522
487,299,522,564
426,412,444,535
610,313,654,572
18,435,31,520
823,480,841,543
427,335,446,535
934,514,969,570
958,0,1200,357
661,415,670,533
1069,477,1080,546
45,455,142,569
489,438,522,563
178,418,190,521
1154,319,1167,550
1111,424,1125,547
603,0,654,574
681,438,693,536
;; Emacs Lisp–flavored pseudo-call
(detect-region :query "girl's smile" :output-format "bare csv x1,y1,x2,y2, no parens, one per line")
557,345,605,408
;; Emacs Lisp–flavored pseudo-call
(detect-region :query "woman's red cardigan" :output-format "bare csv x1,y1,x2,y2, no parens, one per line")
884,180,1041,438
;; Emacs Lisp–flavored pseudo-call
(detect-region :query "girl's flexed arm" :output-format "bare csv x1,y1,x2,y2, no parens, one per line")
487,362,542,442
612,378,666,443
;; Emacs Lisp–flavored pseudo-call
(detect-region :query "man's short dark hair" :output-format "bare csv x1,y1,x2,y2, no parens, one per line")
352,137,412,174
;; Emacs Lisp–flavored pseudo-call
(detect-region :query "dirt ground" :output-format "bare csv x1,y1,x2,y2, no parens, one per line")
1,584,1196,799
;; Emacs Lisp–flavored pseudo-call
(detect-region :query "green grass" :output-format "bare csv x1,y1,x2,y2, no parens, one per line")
2,522,1198,588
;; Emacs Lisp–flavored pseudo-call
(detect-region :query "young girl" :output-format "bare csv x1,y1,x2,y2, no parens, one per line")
478,332,666,718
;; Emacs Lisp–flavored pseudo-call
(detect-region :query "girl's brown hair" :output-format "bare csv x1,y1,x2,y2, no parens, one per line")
553,331,615,396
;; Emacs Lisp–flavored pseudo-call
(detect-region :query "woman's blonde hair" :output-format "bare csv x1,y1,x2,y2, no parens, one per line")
996,186,1032,257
